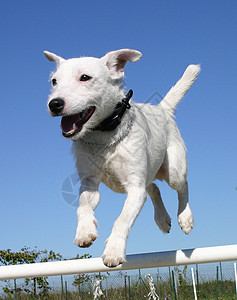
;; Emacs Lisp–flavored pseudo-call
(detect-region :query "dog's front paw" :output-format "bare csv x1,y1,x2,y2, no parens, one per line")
74,216,98,248
178,206,194,235
102,236,126,267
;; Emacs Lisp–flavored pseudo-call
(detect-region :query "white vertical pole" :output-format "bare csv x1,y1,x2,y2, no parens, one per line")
174,272,178,299
191,267,197,300
234,263,237,297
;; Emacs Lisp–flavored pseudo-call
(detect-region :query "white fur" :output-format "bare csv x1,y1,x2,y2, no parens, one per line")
44,49,200,267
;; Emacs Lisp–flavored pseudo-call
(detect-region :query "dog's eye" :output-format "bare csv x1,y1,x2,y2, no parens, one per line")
52,78,57,86
80,74,92,82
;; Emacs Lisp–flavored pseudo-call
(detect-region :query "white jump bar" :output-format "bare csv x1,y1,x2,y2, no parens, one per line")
0,244,237,280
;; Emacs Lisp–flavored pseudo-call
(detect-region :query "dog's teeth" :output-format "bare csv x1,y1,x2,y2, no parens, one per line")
67,123,77,134
62,123,77,135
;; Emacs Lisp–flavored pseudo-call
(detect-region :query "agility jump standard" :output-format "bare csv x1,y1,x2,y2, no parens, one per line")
0,244,237,280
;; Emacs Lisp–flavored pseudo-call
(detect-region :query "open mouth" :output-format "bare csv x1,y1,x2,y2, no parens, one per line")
61,106,95,138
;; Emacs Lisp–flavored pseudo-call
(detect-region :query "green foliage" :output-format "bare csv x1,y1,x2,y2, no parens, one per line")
0,272,236,299
72,254,92,290
0,246,62,265
0,247,63,298
174,265,190,296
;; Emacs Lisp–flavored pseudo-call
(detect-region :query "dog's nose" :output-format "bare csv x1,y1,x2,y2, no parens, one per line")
48,98,65,115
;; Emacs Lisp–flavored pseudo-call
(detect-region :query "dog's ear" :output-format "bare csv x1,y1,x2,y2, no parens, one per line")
44,51,65,66
101,49,142,80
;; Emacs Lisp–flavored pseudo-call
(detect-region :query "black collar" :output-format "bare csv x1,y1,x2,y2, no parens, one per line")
92,90,133,131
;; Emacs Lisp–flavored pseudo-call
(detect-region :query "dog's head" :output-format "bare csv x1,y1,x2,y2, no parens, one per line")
44,49,142,140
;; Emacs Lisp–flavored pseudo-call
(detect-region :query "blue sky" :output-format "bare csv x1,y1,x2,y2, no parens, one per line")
0,1,236,263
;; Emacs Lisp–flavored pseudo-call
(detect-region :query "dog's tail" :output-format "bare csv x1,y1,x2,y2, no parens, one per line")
160,64,200,115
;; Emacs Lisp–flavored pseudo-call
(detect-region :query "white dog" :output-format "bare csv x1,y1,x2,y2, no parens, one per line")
44,49,200,267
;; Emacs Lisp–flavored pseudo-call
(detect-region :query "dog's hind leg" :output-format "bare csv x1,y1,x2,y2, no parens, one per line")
147,183,171,233
177,181,193,234
164,138,194,234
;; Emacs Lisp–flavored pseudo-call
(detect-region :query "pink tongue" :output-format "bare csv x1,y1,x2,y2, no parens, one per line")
61,114,80,132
